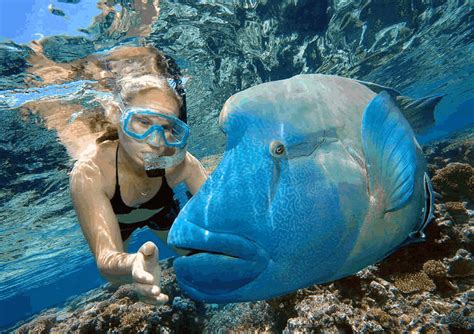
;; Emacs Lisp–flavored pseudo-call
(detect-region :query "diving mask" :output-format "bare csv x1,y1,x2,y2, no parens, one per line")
120,108,189,148
120,107,190,171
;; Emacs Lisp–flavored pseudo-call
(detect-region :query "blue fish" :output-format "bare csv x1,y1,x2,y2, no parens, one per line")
168,74,439,303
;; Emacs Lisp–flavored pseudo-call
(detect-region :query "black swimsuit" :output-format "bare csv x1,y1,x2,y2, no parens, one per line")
111,145,180,241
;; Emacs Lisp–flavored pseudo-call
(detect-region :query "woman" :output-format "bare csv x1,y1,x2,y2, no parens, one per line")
70,46,207,304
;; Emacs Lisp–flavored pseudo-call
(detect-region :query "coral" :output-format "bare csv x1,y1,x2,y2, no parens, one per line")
393,272,436,294
431,163,474,202
446,249,474,278
171,297,196,313
441,307,474,332
423,260,448,278
13,259,207,334
444,201,470,224
424,127,474,170
205,302,276,333
285,293,354,333
463,226,474,246
367,281,389,304
363,308,398,333
16,316,55,334
266,291,299,331
110,284,138,301
118,305,153,333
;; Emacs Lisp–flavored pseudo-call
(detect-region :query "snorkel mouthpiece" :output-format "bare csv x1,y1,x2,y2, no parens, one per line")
143,148,187,177
144,152,166,170
143,153,167,177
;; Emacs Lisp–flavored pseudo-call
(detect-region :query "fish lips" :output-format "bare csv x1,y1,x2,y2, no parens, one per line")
168,220,269,301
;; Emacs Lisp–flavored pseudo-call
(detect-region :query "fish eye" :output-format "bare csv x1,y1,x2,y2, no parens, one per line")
270,141,286,158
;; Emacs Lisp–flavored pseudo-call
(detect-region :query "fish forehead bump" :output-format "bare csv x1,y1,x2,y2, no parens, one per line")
219,74,375,133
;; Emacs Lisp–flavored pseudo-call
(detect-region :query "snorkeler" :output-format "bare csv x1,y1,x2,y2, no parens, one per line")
69,46,207,304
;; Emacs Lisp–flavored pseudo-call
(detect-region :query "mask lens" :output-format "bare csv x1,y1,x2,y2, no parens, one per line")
128,114,154,135
122,109,189,146
165,121,187,144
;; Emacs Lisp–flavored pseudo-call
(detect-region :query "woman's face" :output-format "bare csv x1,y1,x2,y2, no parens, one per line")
117,88,181,168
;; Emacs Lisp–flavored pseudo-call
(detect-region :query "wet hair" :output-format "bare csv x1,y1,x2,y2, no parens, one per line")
96,125,119,143
95,46,187,144
163,54,187,123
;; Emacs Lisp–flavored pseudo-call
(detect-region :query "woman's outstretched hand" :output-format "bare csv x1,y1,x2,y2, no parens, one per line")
132,241,168,304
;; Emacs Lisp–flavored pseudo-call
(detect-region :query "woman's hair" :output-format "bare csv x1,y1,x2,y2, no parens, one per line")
94,46,187,144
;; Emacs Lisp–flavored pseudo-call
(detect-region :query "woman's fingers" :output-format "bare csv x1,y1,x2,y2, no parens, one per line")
155,292,169,304
132,242,166,304
134,282,160,296
132,256,154,284
134,283,169,304
136,242,161,283
139,241,158,257
132,267,154,284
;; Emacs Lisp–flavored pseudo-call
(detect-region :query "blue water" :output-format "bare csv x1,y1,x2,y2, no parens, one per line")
0,0,100,43
0,0,473,330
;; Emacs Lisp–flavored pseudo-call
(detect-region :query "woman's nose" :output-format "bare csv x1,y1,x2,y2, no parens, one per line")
147,131,165,147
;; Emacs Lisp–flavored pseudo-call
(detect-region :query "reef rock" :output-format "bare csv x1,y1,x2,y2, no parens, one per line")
14,259,214,334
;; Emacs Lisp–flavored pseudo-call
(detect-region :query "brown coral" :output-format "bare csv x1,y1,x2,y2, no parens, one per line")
431,163,474,202
367,308,397,331
16,316,56,334
444,202,469,224
393,272,436,294
423,260,448,278
119,305,154,333
446,249,474,277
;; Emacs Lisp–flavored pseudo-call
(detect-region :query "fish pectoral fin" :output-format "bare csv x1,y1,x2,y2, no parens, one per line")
361,91,418,213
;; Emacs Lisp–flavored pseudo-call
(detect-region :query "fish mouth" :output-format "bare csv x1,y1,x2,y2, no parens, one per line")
168,220,269,299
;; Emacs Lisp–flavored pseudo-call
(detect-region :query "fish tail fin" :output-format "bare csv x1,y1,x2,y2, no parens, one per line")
395,94,443,134
361,91,418,213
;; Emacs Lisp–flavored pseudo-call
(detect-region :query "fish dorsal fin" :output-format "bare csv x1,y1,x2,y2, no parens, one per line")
356,79,402,97
356,79,442,134
361,91,418,213
395,95,442,134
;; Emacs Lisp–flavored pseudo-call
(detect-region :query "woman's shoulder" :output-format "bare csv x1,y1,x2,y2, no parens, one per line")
70,141,118,197
165,152,206,188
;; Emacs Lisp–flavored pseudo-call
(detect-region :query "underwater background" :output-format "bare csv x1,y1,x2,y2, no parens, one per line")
0,0,473,332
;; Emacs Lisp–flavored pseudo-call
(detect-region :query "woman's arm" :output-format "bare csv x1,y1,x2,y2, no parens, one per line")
69,159,134,278
70,160,167,304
